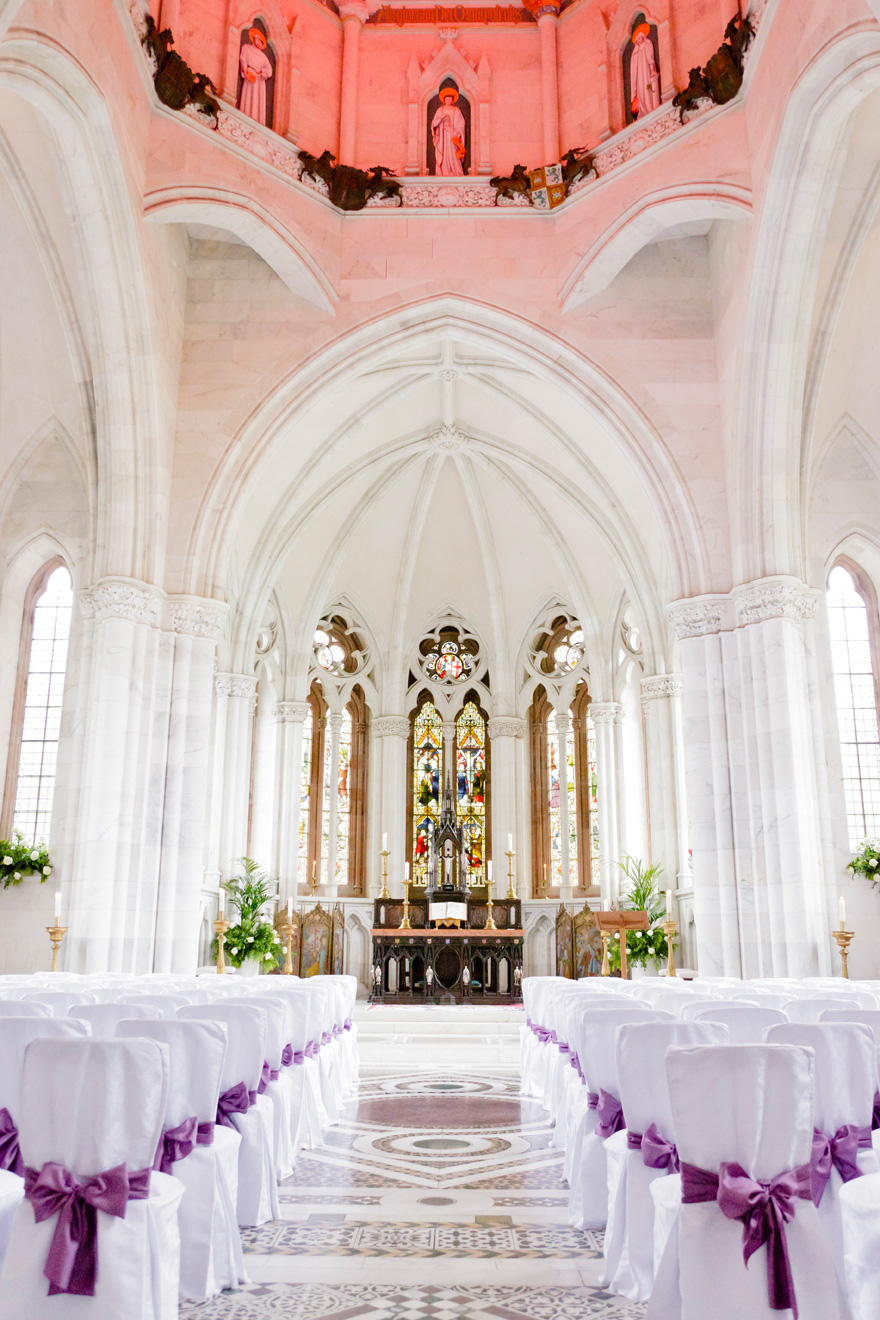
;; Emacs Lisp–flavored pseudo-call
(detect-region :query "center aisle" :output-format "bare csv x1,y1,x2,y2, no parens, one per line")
181,1006,646,1320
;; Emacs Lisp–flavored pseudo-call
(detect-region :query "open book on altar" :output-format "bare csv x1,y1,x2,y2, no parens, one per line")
428,901,468,926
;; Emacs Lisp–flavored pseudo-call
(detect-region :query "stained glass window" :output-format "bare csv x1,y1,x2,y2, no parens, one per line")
297,708,313,888
335,709,352,884
456,701,486,888
422,638,477,685
412,702,443,885
828,565,880,849
12,566,72,843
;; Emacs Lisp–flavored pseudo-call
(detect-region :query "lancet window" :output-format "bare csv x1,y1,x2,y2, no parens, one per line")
412,699,443,885
456,700,488,887
827,563,880,848
298,665,368,894
529,681,598,895
4,563,73,842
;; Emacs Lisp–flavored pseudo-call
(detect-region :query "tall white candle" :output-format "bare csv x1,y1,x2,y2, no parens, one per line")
404,862,410,886
218,888,225,917
382,833,388,852
839,896,846,928
666,889,672,918
508,834,513,852
487,860,493,881
286,896,293,920
54,890,61,923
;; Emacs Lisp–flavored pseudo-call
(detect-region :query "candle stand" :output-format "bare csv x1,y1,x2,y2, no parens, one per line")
213,917,231,974
505,849,518,901
279,921,297,975
46,925,67,973
398,889,412,931
833,926,855,979
661,919,678,978
379,849,390,900
484,867,498,929
600,932,611,977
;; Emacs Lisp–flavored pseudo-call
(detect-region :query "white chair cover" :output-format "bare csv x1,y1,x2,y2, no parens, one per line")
0,1002,50,1018
117,1018,246,1300
0,1037,182,1320
21,992,96,1015
177,1004,279,1226
221,995,294,1181
649,1044,846,1320
786,998,862,1024
839,1172,880,1320
72,1004,162,1037
820,1009,880,1039
0,1172,22,1275
693,1004,786,1043
603,1020,727,1302
118,994,190,1017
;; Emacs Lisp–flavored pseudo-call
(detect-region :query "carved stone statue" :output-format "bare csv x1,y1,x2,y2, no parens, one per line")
431,88,466,177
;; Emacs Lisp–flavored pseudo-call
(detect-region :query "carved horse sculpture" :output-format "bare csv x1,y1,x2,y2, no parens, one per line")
560,147,594,190
674,15,754,115
141,18,220,127
298,150,402,211
489,163,530,205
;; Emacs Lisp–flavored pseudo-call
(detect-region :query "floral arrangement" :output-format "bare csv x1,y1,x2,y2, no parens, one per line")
607,855,675,974
847,839,880,885
211,857,282,971
0,834,52,889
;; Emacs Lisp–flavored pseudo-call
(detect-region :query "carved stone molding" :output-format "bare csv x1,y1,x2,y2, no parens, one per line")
373,716,410,739
79,579,162,628
641,674,683,703
734,579,819,626
589,702,623,725
428,423,470,453
274,701,310,724
554,712,573,737
215,673,257,701
442,721,457,743
169,598,227,640
328,711,345,734
668,599,726,639
487,717,527,739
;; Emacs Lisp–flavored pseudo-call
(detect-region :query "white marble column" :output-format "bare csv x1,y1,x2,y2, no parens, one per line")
487,716,526,896
535,3,561,162
670,577,833,978
555,710,573,903
374,716,409,896
215,672,257,878
273,700,310,899
590,702,623,908
338,2,375,163
324,711,343,900
640,675,687,901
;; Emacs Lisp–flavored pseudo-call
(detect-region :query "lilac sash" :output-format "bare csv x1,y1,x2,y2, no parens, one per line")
590,1089,624,1139
216,1080,251,1128
532,1024,552,1044
305,1040,320,1058
627,1122,679,1171
873,1092,880,1131
0,1107,23,1177
257,1061,279,1095
281,1044,293,1067
681,1159,811,1317
557,1039,570,1055
344,1018,353,1031
24,1161,150,1296
809,1124,869,1206
153,1116,214,1174
321,1032,332,1047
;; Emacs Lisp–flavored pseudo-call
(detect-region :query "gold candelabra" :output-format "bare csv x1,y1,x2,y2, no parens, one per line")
279,921,297,975
398,887,412,930
600,932,611,977
379,849,390,900
213,917,231,974
661,919,678,978
46,925,67,973
485,867,498,930
833,925,854,979
505,849,518,901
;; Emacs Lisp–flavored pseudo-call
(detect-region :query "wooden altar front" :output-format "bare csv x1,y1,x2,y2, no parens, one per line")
370,896,523,1003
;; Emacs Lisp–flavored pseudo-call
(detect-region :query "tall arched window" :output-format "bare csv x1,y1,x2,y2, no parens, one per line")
827,564,880,848
297,678,368,894
529,679,598,894
5,564,73,842
456,698,488,887
411,699,443,885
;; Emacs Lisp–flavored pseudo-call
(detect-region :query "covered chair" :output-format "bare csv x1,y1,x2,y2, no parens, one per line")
219,995,294,1181
648,1044,846,1320
0,1037,183,1320
117,1017,246,1300
177,1003,279,1226
72,1003,162,1037
693,1004,786,1043
0,1002,50,1019
20,991,96,1015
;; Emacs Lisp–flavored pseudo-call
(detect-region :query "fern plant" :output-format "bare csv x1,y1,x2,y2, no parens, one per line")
211,857,282,970
608,854,675,972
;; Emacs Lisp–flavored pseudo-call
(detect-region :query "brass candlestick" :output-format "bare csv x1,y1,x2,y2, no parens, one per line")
398,888,412,930
213,917,231,974
833,925,854,978
600,932,611,977
279,921,297,975
379,849,390,900
661,919,678,978
485,867,498,930
46,925,67,973
505,849,518,901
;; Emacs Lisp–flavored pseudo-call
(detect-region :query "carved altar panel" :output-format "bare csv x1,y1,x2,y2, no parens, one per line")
301,902,333,977
331,904,345,974
555,904,573,978
572,904,602,978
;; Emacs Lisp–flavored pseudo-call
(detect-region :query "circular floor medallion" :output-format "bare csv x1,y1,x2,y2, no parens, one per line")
413,1137,470,1150
418,1196,456,1205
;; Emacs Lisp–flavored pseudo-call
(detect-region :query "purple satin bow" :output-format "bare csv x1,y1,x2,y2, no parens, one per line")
306,1040,320,1057
344,1018,353,1031
24,1161,150,1296
257,1061,272,1095
0,1107,23,1177
595,1089,625,1140
810,1125,867,1206
321,1032,332,1047
216,1080,251,1128
281,1044,294,1067
532,1025,552,1044
153,1116,215,1174
681,1160,811,1318
873,1092,880,1132
642,1122,679,1171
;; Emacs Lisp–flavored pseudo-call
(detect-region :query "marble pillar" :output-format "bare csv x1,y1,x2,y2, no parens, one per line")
670,577,833,978
325,711,343,900
373,716,409,896
273,700,310,898
554,710,573,903
590,702,623,908
536,5,561,163
338,2,373,163
215,671,257,879
640,674,687,903
487,716,526,897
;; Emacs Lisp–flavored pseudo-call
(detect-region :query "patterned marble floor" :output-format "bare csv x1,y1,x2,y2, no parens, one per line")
181,1015,646,1320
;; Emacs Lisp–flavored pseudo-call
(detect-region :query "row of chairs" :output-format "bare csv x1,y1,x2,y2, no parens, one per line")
0,970,359,1316
522,974,880,1320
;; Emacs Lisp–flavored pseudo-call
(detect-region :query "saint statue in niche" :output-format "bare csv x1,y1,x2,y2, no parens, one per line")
428,80,470,176
623,14,661,125
236,19,275,129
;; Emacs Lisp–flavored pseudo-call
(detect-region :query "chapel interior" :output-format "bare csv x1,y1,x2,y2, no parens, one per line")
1,0,880,1317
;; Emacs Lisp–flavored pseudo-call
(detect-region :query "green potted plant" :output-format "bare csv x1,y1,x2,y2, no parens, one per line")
847,838,880,886
608,855,674,978
0,834,53,888
211,857,282,974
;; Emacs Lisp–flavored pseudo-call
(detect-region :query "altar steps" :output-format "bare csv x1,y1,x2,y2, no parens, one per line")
354,1003,523,1067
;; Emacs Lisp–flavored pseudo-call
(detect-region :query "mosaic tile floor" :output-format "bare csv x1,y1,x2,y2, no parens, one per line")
181,1011,647,1320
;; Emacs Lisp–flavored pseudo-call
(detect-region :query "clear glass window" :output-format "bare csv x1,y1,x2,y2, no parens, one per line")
827,564,880,849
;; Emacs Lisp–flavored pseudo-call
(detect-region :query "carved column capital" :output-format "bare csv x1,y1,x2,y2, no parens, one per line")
589,702,623,725
168,597,227,640
667,596,727,639
442,720,457,743
328,711,345,735
215,673,257,701
373,716,410,739
732,577,819,626
554,712,573,738
79,578,163,627
487,717,527,740
641,674,683,704
274,701,311,724
338,0,377,21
